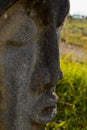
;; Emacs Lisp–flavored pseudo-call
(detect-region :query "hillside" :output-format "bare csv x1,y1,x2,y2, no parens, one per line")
60,17,87,62
61,17,87,48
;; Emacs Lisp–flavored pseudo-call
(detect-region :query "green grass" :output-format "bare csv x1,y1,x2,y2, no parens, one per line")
61,17,87,48
45,54,87,130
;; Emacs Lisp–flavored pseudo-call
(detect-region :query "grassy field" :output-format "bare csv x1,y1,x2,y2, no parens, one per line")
46,54,87,130
45,17,87,130
61,17,87,49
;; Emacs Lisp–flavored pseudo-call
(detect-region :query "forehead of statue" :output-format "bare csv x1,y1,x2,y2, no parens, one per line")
0,0,17,15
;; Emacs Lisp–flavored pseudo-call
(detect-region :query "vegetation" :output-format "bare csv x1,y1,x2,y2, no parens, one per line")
61,17,87,49
45,17,87,130
46,54,87,130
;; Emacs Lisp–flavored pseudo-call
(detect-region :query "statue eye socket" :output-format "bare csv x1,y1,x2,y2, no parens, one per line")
5,41,26,47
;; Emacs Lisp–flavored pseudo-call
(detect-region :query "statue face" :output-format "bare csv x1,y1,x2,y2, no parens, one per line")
0,0,69,129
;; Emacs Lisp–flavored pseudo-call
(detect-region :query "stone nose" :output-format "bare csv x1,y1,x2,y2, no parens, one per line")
29,65,51,91
29,64,62,92
39,25,63,86
30,27,63,92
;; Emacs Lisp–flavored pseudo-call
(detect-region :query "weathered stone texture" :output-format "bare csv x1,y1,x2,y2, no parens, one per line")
0,0,69,130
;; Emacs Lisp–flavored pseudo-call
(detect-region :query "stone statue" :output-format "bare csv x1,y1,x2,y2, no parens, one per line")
0,0,70,130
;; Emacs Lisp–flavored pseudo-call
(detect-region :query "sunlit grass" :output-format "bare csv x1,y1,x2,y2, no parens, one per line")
46,54,87,130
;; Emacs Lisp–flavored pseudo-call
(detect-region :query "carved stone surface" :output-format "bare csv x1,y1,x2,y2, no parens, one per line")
0,0,69,130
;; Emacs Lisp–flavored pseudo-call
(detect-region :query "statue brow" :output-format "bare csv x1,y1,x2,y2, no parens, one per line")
0,22,58,47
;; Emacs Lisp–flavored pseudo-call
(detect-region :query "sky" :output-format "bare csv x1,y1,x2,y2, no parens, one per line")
70,0,87,16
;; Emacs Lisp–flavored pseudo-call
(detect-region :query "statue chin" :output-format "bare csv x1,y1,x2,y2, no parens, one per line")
33,105,57,124
31,92,58,124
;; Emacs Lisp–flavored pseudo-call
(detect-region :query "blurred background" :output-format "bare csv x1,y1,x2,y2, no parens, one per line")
46,0,87,129
60,0,87,62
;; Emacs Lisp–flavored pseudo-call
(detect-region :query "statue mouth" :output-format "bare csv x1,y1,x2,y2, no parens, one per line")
37,104,57,124
31,92,58,124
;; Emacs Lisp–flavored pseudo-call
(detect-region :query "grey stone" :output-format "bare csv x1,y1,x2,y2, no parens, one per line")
0,0,70,130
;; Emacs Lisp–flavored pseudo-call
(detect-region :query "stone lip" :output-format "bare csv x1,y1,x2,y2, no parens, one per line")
31,91,58,124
